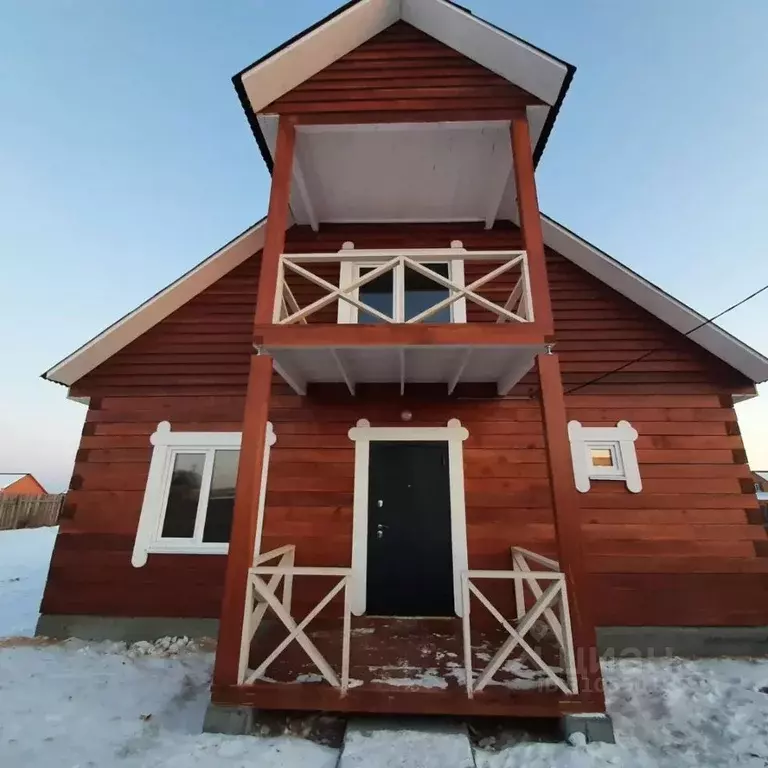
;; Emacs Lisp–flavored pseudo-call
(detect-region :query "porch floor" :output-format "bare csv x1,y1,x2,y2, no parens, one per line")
211,617,599,718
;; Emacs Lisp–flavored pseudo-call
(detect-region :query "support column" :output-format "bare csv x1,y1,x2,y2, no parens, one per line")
538,352,605,708
510,113,554,337
511,110,605,708
213,116,296,690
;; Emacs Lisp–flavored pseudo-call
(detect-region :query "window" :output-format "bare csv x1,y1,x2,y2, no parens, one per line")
567,420,641,493
338,260,466,324
131,422,276,567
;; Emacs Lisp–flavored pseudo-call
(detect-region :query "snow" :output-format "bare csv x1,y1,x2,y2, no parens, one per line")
476,658,768,768
0,642,337,768
2,526,768,766
340,726,474,768
0,525,57,637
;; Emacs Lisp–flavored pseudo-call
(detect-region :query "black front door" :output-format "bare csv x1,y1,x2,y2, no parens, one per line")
366,441,454,617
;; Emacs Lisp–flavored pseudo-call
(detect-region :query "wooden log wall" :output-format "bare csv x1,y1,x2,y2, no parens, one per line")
264,21,541,122
48,222,767,626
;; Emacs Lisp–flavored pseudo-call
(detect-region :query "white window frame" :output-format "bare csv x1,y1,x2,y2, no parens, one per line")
337,259,467,324
567,420,641,493
131,421,276,567
347,418,470,617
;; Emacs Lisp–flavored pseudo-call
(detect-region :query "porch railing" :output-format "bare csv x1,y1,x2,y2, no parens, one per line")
272,244,533,326
239,544,353,693
461,546,578,697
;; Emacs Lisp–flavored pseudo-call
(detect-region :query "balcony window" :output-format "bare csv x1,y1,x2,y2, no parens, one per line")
340,261,465,324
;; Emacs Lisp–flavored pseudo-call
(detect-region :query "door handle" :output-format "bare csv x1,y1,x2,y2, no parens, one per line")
376,523,387,539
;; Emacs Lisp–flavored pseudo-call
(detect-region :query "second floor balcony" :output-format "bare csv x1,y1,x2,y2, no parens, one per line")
255,243,547,396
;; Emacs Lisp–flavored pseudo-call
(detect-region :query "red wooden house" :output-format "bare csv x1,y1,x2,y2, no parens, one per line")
40,0,768,740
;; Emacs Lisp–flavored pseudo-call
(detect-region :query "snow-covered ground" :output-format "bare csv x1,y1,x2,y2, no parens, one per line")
2,525,768,767
0,525,57,637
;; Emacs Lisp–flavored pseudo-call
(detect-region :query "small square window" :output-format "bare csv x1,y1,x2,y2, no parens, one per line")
585,442,625,480
568,421,642,493
589,447,615,468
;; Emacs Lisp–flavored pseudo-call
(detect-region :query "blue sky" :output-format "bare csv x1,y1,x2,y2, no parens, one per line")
1,0,767,491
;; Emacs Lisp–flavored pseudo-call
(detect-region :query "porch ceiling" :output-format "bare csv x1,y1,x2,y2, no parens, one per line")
264,343,542,396
258,117,523,229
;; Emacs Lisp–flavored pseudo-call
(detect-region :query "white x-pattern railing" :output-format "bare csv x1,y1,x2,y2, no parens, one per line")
273,245,533,326
239,545,353,693
461,546,578,697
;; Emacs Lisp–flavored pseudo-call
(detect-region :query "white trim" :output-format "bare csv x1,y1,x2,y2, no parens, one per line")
335,244,468,325
44,212,768,387
538,215,768,384
44,219,274,386
347,418,470,617
253,422,278,557
567,420,642,493
239,0,570,154
131,421,276,567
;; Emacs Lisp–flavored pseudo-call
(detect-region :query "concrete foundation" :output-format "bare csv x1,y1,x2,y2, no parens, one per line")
35,615,768,658
561,714,616,745
35,614,219,643
597,626,768,658
202,703,254,735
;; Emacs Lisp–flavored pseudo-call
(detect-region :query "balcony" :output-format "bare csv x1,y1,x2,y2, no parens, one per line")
255,243,547,395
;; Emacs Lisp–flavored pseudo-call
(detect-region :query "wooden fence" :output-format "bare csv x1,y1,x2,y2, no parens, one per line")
0,494,65,530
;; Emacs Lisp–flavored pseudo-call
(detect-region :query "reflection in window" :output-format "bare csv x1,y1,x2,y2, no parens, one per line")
356,263,452,323
161,453,205,538
405,263,450,322
358,268,393,324
589,447,616,468
202,450,239,543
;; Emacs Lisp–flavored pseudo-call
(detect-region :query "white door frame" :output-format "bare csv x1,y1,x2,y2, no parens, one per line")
347,418,470,617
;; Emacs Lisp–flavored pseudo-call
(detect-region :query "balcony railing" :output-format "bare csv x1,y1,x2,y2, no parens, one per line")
272,243,533,326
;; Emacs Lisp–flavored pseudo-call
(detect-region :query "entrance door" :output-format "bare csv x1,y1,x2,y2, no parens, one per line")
366,441,454,616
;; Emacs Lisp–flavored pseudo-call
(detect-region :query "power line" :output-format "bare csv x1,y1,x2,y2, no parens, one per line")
561,282,768,396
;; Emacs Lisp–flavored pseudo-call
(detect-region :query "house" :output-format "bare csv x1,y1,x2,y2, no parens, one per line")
0,473,47,496
38,0,768,740
754,471,768,522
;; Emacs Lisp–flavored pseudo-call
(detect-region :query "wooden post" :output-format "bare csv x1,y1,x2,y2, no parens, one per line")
537,352,605,707
213,116,296,689
510,113,554,337
512,110,604,706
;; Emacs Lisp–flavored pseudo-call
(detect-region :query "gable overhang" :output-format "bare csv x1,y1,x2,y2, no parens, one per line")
43,214,768,391
43,219,271,387
536,215,768,384
233,0,574,229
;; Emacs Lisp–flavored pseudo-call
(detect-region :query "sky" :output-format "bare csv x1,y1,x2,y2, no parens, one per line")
1,0,767,492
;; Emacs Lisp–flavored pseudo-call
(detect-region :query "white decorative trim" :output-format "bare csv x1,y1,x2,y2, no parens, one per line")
567,420,641,493
131,421,276,567
347,418,470,617
44,219,271,386
254,422,278,558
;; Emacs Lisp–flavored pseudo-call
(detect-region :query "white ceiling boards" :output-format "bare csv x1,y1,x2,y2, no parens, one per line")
259,118,519,227
238,0,574,229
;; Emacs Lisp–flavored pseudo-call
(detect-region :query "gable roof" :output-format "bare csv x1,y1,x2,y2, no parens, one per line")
42,215,768,387
233,0,575,169
43,219,268,387
0,473,46,493
0,474,27,491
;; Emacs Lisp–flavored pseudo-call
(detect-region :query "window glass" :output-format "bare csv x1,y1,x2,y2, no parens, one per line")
161,453,205,538
405,263,450,322
358,268,393,323
202,450,240,543
589,447,615,468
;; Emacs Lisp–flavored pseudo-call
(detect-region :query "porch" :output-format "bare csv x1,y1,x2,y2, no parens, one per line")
211,547,602,719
